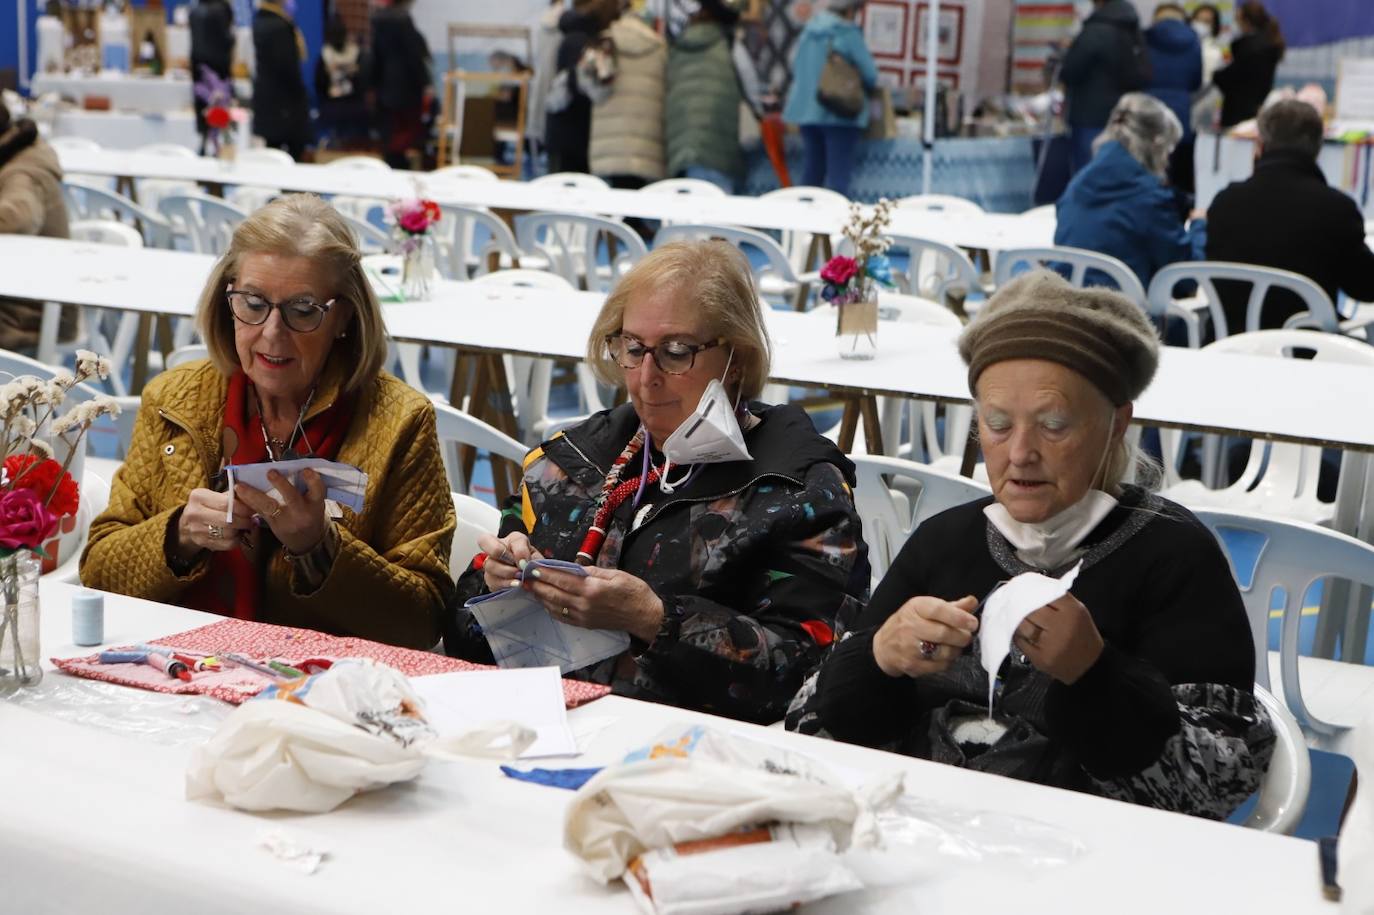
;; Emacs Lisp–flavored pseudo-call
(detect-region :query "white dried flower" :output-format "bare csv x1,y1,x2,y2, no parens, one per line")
74,350,113,382
10,415,36,440
52,396,121,434
26,438,52,459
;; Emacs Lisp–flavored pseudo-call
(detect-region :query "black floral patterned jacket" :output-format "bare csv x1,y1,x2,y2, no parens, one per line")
445,402,870,724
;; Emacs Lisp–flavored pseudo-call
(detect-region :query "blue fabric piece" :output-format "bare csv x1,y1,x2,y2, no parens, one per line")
500,765,603,790
1144,20,1202,141
1055,140,1203,286
800,124,861,196
782,11,878,129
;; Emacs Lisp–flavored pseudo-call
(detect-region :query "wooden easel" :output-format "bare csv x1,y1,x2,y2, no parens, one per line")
437,24,532,178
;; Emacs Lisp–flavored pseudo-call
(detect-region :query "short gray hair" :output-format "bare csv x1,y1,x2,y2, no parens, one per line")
1093,92,1183,179
1258,98,1323,161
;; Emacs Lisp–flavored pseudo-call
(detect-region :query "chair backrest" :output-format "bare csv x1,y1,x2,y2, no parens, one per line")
341,212,391,253
759,186,849,274
1147,262,1340,338
156,193,250,255
887,233,984,307
652,223,798,292
68,219,144,248
436,204,521,280
49,136,102,152
994,246,1147,308
1192,506,1374,733
529,171,609,191
1021,204,1056,221
874,292,962,327
433,401,530,494
470,268,576,290
851,455,990,582
324,155,391,171
134,143,197,159
1243,684,1312,834
235,147,295,167
431,164,499,182
641,178,727,198
61,180,173,248
895,194,985,216
514,212,647,293
450,492,500,583
166,343,209,369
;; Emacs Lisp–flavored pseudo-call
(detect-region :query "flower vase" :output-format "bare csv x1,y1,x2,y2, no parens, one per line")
836,290,879,361
401,234,437,301
0,553,43,696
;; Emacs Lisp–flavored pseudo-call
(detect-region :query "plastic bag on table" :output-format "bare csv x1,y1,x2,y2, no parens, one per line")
187,659,534,813
7,674,233,745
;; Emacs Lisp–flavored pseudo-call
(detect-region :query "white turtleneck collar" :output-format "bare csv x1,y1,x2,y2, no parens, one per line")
984,489,1119,571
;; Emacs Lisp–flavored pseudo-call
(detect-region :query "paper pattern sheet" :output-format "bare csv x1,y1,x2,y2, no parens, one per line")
226,459,368,515
979,562,1082,713
411,667,578,759
466,560,630,674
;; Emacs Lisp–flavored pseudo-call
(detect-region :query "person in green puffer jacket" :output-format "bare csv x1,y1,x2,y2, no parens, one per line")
665,0,761,194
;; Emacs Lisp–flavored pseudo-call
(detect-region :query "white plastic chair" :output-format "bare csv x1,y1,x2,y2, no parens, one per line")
324,155,392,225
450,492,501,583
1020,204,1056,221
895,194,985,216
156,192,249,256
131,143,199,227
870,294,972,463
1147,262,1343,347
431,164,500,182
225,147,294,213
514,213,647,294
994,246,1148,307
165,343,209,369
1243,684,1312,835
67,219,147,397
1193,506,1374,743
529,171,609,191
433,401,530,495
435,204,521,281
652,223,807,310
886,233,985,310
1161,330,1374,525
61,180,173,248
341,213,391,254
850,455,990,584
759,185,849,283
641,177,728,198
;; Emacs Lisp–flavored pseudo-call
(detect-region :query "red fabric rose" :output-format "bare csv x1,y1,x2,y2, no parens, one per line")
0,488,60,551
821,256,859,286
5,454,80,518
205,106,232,130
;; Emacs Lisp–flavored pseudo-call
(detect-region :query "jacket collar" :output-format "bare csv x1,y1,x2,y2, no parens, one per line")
1255,149,1327,185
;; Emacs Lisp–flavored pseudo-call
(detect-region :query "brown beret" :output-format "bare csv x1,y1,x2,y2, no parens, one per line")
958,269,1160,405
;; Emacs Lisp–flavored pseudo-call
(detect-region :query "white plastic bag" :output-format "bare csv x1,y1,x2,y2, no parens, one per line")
186,659,533,813
1341,709,1374,913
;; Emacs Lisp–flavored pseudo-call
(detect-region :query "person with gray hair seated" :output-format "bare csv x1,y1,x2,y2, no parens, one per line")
788,270,1274,820
1054,92,1205,288
1207,98,1374,332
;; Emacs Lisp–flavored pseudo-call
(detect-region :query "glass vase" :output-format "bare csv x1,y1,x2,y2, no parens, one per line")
0,553,42,696
400,234,437,301
836,294,879,361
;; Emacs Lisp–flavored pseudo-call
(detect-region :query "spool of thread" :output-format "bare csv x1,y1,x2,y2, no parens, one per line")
72,590,104,647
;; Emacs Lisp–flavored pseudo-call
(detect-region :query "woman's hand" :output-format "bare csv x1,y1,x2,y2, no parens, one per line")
175,487,255,559
1012,593,1104,685
522,563,665,643
476,531,543,593
234,469,329,556
872,595,979,678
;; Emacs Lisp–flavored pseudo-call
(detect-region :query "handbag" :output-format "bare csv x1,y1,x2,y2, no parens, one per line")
816,41,865,119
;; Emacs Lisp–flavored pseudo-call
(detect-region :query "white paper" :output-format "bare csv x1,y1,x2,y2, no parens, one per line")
227,458,368,514
979,562,1082,712
411,667,576,759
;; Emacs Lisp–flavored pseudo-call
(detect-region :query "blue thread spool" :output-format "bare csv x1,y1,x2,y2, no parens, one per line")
72,590,104,647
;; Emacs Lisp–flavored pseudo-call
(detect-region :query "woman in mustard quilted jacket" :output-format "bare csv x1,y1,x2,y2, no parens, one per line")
80,194,455,649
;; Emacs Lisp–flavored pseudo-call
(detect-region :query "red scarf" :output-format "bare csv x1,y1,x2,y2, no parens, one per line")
183,370,356,621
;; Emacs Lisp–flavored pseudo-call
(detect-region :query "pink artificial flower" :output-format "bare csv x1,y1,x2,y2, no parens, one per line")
394,198,438,234
0,487,59,551
821,256,859,286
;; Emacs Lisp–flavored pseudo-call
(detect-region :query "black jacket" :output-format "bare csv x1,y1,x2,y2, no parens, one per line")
544,9,603,168
1206,149,1374,332
369,7,432,112
251,8,307,143
189,0,235,77
1060,0,1146,129
789,488,1273,819
1214,33,1282,128
446,402,870,724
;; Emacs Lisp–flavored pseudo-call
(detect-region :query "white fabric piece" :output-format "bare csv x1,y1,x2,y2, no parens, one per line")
983,490,1118,571
979,562,1083,712
1340,708,1374,913
258,829,327,875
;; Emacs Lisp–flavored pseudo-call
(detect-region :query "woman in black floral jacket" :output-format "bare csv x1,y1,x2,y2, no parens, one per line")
446,241,869,724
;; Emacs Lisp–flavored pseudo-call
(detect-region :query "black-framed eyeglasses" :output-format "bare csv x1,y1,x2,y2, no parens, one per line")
606,334,725,375
226,286,335,333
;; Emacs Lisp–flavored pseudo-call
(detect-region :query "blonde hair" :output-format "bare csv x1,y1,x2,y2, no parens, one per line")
195,193,388,393
586,240,773,401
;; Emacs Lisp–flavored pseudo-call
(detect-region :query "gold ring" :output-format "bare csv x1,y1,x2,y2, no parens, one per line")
207,523,223,539
561,607,570,618
270,506,284,519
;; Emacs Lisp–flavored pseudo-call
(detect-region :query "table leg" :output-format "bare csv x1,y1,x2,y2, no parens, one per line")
959,424,980,478
859,396,884,456
837,399,860,453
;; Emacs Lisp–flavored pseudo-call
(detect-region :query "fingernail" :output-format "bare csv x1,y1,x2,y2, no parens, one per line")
508,579,520,588
529,569,541,579
517,559,528,571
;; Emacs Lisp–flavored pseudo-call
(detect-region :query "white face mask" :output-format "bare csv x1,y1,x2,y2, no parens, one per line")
658,350,752,492
1193,22,1213,40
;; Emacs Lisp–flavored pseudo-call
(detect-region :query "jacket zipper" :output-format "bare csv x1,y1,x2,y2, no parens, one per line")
634,471,804,532
157,407,215,480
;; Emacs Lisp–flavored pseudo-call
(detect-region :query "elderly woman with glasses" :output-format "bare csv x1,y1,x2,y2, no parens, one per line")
446,240,869,724
81,194,455,649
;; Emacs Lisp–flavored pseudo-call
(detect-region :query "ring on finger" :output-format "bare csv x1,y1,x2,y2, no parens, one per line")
270,506,283,520
561,607,571,618
206,522,223,540
918,639,938,661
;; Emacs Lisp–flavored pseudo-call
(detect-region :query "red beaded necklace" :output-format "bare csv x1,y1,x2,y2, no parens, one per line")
575,427,662,565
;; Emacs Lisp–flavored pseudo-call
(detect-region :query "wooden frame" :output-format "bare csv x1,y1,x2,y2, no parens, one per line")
127,6,170,75
437,70,530,178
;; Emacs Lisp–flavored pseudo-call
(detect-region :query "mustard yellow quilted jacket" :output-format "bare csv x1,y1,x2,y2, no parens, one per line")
80,359,455,649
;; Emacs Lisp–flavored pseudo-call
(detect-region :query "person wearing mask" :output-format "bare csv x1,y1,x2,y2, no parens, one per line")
782,0,878,197
189,0,235,156
1059,0,1150,174
1189,3,1226,135
251,0,309,160
315,17,369,147
1213,1,1284,128
1206,99,1374,333
1144,3,1201,193
582,5,667,190
0,100,75,351
665,0,761,194
545,0,619,175
370,0,433,169
1055,93,1203,289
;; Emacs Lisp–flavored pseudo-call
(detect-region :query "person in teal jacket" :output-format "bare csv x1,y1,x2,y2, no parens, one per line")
781,0,877,196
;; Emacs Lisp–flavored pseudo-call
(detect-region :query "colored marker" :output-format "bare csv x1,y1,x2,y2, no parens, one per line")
223,653,284,679
266,660,306,678
172,652,221,672
99,650,149,665
144,650,191,682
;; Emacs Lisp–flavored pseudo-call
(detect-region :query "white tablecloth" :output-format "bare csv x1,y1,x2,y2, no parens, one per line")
32,72,199,113
48,109,201,152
